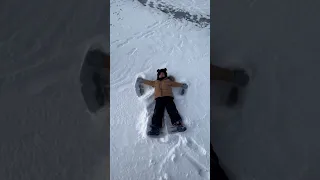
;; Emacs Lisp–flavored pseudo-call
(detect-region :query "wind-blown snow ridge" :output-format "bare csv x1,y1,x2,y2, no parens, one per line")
111,0,210,179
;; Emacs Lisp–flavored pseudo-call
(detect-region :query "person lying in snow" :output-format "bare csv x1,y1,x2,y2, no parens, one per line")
137,68,188,136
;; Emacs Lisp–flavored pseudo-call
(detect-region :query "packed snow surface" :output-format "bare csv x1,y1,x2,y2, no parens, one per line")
110,0,210,179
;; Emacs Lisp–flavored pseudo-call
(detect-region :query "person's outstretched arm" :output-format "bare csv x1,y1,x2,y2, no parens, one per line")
170,81,183,87
169,80,188,89
137,77,155,87
143,79,155,87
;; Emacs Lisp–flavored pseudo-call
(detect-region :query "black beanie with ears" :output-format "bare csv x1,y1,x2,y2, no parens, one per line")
157,68,167,80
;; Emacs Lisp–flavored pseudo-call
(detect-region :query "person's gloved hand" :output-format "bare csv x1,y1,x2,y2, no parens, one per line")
137,77,144,83
181,83,188,89
180,83,188,95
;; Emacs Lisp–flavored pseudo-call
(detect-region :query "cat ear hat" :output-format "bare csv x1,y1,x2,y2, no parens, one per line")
157,68,167,79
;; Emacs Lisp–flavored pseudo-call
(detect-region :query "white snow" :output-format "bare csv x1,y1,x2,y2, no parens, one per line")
110,0,210,180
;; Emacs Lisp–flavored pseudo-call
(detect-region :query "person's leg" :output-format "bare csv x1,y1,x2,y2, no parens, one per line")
165,97,183,125
150,98,166,129
166,98,187,132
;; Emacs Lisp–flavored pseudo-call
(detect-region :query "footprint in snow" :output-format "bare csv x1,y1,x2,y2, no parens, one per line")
149,159,156,167
185,137,207,156
159,135,169,143
184,152,210,179
159,173,169,180
170,153,176,162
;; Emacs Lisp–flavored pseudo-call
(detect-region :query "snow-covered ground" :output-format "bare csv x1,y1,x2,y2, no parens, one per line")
110,0,210,180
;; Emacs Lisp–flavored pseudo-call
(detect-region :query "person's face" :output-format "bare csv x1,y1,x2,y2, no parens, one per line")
159,72,165,78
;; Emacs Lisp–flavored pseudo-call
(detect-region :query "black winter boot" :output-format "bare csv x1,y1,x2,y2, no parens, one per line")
172,121,187,132
147,127,160,136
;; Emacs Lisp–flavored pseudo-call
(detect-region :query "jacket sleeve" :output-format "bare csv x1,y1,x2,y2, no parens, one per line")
170,81,183,87
142,79,155,87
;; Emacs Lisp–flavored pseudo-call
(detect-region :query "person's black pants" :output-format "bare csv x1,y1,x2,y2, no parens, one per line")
151,96,182,128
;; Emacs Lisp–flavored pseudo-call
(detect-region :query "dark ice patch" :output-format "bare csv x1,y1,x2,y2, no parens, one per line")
137,0,210,28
